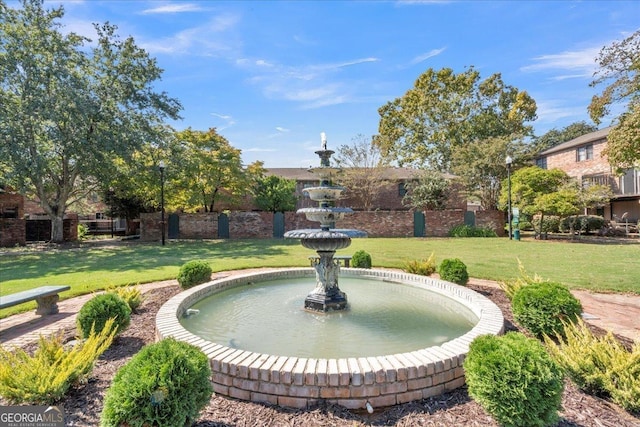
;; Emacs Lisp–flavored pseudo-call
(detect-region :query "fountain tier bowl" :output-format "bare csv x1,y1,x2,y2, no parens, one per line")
156,268,504,410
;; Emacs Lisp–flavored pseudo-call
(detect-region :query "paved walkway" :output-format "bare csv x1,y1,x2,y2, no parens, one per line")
1,273,638,348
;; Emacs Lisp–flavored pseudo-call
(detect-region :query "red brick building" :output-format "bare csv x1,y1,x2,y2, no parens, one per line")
535,127,640,224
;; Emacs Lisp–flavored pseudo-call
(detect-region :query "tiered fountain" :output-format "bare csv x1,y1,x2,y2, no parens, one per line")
284,132,366,311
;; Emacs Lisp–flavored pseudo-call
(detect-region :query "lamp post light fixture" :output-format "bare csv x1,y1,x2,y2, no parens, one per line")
505,155,513,240
159,160,166,246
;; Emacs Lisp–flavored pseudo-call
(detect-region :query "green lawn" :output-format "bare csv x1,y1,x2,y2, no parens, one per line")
1,237,638,318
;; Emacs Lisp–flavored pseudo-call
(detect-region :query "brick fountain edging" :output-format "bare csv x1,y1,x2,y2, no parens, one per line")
155,268,505,410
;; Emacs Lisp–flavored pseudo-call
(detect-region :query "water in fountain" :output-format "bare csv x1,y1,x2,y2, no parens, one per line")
283,134,366,312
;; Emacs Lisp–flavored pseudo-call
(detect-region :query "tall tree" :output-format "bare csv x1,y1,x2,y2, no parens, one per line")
171,128,248,213
333,134,389,211
588,29,640,172
376,67,537,171
252,175,297,213
0,0,181,242
402,170,450,211
530,121,598,155
451,135,528,210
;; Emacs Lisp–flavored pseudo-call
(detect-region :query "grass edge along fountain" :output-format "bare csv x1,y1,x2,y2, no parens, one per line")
155,133,505,410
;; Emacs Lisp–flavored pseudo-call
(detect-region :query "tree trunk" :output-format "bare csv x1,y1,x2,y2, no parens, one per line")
51,214,65,243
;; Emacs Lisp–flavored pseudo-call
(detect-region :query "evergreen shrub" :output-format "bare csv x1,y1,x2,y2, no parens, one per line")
76,293,131,339
0,319,117,404
464,332,564,427
438,258,469,285
511,281,582,338
351,250,372,268
545,320,640,412
403,252,437,276
177,260,212,289
100,338,213,427
448,224,497,237
109,285,143,313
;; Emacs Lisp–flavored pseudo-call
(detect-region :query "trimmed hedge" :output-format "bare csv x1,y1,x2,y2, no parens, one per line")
177,260,212,289
100,338,213,427
351,250,372,268
511,281,582,338
76,293,131,339
438,258,469,286
464,332,564,427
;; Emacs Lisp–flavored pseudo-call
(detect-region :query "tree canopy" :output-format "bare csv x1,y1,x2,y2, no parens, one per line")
589,29,640,171
0,0,181,241
402,170,451,211
333,134,389,211
169,128,256,213
252,175,297,213
376,67,537,171
530,121,598,156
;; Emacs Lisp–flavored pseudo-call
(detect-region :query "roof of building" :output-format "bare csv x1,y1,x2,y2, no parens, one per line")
538,126,613,157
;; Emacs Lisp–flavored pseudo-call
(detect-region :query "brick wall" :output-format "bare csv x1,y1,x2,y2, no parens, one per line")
424,210,465,237
0,219,26,246
141,209,483,240
476,210,506,237
545,138,611,182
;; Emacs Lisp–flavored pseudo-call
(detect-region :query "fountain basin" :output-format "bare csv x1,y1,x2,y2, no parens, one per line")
156,268,504,410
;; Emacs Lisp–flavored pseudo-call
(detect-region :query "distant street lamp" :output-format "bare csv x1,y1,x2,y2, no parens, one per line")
506,155,513,240
159,161,166,246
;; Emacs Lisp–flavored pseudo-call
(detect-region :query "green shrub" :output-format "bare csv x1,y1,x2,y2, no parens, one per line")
177,260,212,289
351,250,372,268
438,258,469,285
511,281,582,338
109,285,143,313
403,252,437,276
0,318,117,404
77,223,89,240
464,332,564,427
448,224,497,237
545,320,640,412
100,338,213,427
76,293,131,339
560,215,605,234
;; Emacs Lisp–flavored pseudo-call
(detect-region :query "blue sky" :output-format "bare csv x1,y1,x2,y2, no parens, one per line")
38,0,640,167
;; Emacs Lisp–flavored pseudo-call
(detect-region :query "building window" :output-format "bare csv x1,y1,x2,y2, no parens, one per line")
576,144,593,162
398,182,407,197
536,157,547,169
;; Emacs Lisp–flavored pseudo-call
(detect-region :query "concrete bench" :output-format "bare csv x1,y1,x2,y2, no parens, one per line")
308,255,352,268
0,285,70,315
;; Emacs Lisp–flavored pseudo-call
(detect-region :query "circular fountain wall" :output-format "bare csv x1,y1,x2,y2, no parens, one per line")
156,268,504,410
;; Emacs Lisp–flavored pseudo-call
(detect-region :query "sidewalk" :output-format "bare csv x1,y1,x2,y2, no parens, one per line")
1,275,638,348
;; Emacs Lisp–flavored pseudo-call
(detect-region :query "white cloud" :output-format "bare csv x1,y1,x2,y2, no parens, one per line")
409,48,446,65
521,46,601,79
211,113,236,130
140,13,240,55
275,127,290,133
141,3,204,14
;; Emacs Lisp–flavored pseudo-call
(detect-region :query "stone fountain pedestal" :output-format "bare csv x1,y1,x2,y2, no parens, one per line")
284,136,366,313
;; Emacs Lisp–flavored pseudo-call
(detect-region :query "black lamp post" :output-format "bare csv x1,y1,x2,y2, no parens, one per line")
506,155,513,240
159,160,165,246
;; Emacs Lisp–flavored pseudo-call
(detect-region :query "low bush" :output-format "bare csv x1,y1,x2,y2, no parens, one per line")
109,285,143,313
403,252,437,276
100,338,213,427
545,320,640,412
448,224,497,237
177,260,212,289
560,215,605,234
464,332,564,427
511,281,582,338
76,293,131,339
438,258,469,286
77,223,89,240
499,259,547,300
0,318,117,404
351,250,372,268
